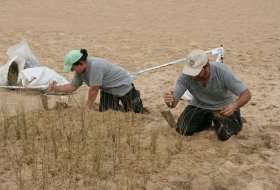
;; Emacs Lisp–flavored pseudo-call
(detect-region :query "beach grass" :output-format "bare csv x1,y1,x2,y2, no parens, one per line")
0,88,179,189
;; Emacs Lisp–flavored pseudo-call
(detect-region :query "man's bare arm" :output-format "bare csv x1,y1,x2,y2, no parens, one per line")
85,86,100,110
221,88,252,117
233,88,252,109
48,82,78,93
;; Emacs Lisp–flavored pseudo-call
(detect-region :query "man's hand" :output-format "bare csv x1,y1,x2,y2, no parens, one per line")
220,104,237,117
163,90,180,108
221,88,252,117
48,80,57,92
163,90,174,103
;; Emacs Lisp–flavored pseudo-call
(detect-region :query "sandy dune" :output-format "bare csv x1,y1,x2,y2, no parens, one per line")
0,0,279,189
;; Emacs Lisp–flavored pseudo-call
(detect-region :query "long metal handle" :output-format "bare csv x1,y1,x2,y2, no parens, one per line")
128,46,224,78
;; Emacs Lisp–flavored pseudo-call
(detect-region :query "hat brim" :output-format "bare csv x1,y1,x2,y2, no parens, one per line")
182,64,202,76
63,65,72,73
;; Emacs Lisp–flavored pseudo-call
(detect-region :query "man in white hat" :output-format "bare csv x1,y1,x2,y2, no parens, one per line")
48,49,143,113
163,50,252,141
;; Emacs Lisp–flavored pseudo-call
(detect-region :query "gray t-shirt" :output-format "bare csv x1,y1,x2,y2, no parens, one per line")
174,61,247,110
71,57,133,97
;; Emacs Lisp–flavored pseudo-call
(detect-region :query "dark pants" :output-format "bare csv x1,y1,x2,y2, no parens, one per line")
176,105,242,141
99,84,143,113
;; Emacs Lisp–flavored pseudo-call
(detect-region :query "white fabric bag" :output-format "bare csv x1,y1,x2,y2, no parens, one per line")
7,41,41,69
181,90,193,101
19,67,69,87
0,56,25,85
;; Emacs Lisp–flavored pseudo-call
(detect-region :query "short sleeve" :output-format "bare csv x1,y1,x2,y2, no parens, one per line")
88,66,104,86
71,73,83,87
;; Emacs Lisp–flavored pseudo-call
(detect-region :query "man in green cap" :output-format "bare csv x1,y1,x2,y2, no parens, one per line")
48,49,143,113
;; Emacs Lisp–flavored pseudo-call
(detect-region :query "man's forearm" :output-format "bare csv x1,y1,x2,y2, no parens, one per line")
85,86,100,109
85,92,97,108
234,88,252,109
56,83,77,93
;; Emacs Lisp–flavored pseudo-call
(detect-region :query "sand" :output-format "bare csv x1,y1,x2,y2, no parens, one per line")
0,0,279,189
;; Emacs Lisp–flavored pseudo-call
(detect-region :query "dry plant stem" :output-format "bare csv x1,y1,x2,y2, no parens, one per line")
1,91,11,144
30,119,38,181
14,118,21,140
115,112,124,165
116,111,121,148
0,93,182,189
112,141,117,177
212,111,227,135
175,136,184,152
136,121,141,169
93,127,103,178
150,129,159,154
50,123,58,160
80,108,87,148
40,121,50,189
165,128,173,165
5,139,24,189
31,112,40,135
16,102,29,155
1,109,10,144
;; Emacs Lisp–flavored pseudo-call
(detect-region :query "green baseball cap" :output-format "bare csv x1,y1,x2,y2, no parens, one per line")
63,50,83,73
